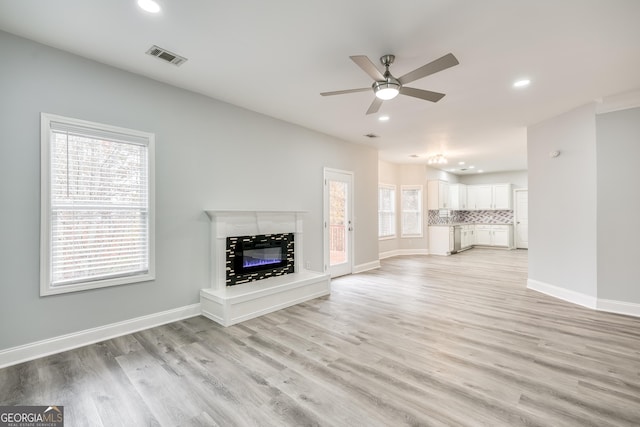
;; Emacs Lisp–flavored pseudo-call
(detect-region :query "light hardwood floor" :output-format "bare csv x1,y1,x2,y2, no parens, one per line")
2,249,640,426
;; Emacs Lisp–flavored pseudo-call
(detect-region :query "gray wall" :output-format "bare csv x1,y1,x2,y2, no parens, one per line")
527,103,598,297
0,31,379,351
596,107,640,303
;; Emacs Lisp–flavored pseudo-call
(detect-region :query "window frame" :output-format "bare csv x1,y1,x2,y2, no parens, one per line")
40,113,155,296
378,183,397,240
400,185,423,238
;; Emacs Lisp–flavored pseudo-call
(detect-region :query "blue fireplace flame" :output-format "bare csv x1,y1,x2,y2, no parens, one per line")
242,247,283,269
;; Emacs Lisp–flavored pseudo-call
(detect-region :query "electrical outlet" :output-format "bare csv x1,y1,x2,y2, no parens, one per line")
305,261,311,269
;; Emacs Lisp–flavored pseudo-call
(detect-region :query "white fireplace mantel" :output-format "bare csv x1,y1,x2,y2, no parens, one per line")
200,209,330,326
204,210,306,246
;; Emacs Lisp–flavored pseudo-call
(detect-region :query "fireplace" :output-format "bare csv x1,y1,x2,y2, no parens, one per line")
226,233,294,286
201,210,330,327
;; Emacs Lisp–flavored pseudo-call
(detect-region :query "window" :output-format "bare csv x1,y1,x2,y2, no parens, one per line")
401,185,423,237
378,184,396,238
40,113,155,295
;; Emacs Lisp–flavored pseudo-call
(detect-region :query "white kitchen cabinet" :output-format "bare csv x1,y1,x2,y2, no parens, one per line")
467,185,492,210
475,225,493,245
428,225,454,255
466,186,477,210
449,184,468,210
461,225,475,249
467,184,512,210
427,180,450,210
474,225,512,247
492,184,512,210
492,225,511,247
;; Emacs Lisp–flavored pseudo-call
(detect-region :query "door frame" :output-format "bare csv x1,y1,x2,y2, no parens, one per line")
513,188,528,249
323,167,354,277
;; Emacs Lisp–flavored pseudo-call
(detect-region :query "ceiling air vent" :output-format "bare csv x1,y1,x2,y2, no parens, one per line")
364,133,379,138
145,45,188,66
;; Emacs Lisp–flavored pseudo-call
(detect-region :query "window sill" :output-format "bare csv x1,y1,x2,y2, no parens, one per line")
40,272,155,296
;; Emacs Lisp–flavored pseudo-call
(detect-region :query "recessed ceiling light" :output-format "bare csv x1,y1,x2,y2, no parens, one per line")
478,170,484,173
138,0,161,13
378,115,390,122
469,165,475,169
458,161,465,165
513,79,530,88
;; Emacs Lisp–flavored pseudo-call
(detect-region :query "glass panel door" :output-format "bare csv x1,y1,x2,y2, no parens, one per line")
329,180,348,267
324,169,353,278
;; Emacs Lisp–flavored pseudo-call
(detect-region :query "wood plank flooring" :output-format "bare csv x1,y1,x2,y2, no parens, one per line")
2,249,640,426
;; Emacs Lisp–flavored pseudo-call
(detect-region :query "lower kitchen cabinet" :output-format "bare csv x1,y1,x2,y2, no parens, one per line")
461,225,475,249
475,225,512,248
428,226,454,256
429,224,512,256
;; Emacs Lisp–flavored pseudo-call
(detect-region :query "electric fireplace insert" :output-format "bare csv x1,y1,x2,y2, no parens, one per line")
226,233,294,286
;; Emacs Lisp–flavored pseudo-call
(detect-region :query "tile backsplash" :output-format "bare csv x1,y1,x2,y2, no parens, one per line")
428,210,463,225
428,210,513,225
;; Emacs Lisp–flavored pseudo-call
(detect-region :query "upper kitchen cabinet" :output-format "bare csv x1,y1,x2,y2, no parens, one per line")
467,184,513,210
492,184,512,210
427,180,450,210
467,185,492,210
449,184,467,210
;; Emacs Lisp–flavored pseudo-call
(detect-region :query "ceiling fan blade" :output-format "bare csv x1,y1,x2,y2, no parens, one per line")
400,87,446,102
366,97,383,115
320,87,371,96
398,53,459,85
350,55,385,81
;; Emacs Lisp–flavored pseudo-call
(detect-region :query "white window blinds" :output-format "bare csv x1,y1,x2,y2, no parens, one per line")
41,114,155,294
401,186,423,237
378,185,396,238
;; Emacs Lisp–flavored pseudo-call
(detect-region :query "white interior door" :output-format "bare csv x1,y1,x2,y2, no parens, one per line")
324,168,353,278
515,189,529,249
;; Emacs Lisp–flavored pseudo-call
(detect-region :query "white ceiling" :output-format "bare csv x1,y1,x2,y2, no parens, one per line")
2,0,639,174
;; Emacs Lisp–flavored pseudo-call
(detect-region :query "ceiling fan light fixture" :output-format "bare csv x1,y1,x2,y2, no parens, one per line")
373,81,400,100
513,79,530,88
137,0,161,13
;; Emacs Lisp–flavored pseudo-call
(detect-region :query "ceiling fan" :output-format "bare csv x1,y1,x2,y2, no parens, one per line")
320,53,459,114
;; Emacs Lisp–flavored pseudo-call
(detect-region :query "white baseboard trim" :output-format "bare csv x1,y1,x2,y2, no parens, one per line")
379,250,398,259
597,298,640,318
353,260,381,273
527,279,597,309
527,279,640,318
379,249,429,260
0,303,201,369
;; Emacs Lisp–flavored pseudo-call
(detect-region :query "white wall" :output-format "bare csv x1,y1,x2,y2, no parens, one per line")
596,106,640,303
459,170,527,188
0,31,379,351
527,103,598,298
425,167,459,183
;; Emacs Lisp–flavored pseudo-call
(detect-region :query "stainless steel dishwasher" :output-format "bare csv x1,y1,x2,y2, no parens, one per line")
452,226,462,253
